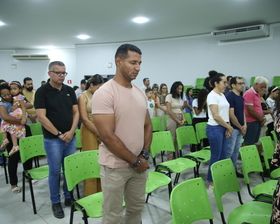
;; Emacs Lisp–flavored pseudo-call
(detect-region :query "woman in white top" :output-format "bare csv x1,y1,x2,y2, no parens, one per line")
266,86,279,115
156,83,168,118
165,81,185,160
206,73,233,188
192,89,209,151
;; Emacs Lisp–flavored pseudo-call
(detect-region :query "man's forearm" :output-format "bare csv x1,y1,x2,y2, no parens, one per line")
142,122,152,152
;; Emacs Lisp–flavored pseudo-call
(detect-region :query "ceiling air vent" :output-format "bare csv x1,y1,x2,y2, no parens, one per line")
211,24,269,42
12,54,50,60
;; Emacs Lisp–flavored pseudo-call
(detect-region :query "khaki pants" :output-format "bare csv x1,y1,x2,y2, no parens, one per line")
100,165,147,224
167,113,184,160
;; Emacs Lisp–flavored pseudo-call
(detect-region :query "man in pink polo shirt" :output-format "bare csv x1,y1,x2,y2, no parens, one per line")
92,44,152,224
243,76,268,151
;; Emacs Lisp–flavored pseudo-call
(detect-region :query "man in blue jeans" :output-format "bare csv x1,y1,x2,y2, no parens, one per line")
226,77,246,178
34,61,79,219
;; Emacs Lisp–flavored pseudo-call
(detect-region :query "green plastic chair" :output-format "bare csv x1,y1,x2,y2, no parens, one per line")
150,131,197,185
259,136,280,179
239,145,276,201
271,130,278,149
145,169,172,203
184,113,192,125
19,135,49,214
250,77,255,87
176,126,210,176
195,122,210,149
162,114,168,131
151,117,163,132
29,122,43,136
75,128,82,151
195,78,205,89
64,150,102,224
170,177,213,224
211,159,272,224
273,76,280,87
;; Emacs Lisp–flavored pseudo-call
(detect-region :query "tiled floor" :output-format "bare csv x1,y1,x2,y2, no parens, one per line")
0,146,270,224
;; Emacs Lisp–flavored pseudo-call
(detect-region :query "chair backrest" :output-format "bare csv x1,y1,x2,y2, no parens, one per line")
151,117,163,132
19,135,46,163
273,76,280,87
162,115,168,131
195,78,205,88
239,145,263,185
150,131,175,158
170,177,213,224
29,122,43,136
64,150,100,192
259,136,275,170
75,128,82,148
184,113,192,125
195,122,208,143
250,77,255,86
271,130,278,148
211,159,240,213
176,126,198,150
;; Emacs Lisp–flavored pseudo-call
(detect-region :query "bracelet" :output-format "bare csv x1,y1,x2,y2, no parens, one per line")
131,158,141,168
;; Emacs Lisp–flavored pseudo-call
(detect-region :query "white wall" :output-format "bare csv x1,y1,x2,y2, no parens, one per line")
0,23,279,91
0,49,77,89
76,23,280,90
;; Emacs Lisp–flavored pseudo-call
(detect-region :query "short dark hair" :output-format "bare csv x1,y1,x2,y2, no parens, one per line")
170,81,184,99
145,88,152,93
0,79,6,84
115,44,142,60
48,61,65,71
210,73,225,87
80,79,86,85
143,78,149,83
23,77,32,84
0,83,10,92
229,76,243,88
85,74,104,90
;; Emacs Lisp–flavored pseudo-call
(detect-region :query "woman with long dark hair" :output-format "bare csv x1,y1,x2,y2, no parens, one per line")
192,89,209,151
165,81,185,160
78,74,104,196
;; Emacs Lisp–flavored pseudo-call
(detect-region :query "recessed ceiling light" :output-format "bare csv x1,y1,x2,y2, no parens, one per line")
77,34,90,40
132,17,149,24
0,21,5,26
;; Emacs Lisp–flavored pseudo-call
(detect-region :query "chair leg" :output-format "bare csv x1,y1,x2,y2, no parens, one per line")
28,177,37,214
220,212,226,224
3,156,8,184
153,158,156,167
168,182,172,199
70,205,75,224
174,173,180,185
22,172,26,202
76,185,80,199
146,193,151,203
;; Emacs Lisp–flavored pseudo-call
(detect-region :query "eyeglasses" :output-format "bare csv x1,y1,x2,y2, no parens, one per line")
49,71,68,76
1,93,11,98
237,82,245,85
222,81,228,85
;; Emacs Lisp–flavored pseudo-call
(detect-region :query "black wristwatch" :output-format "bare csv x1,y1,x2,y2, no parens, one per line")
131,158,141,168
56,131,63,137
141,150,150,160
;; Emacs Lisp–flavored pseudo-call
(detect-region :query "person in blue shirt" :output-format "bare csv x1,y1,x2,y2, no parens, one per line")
226,77,246,178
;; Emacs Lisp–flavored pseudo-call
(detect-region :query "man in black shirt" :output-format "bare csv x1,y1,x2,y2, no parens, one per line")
34,61,79,219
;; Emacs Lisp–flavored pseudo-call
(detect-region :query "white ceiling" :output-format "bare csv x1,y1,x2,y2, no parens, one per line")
0,0,280,50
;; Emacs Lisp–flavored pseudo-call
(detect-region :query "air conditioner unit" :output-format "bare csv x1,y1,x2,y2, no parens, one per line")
12,54,50,60
211,24,269,42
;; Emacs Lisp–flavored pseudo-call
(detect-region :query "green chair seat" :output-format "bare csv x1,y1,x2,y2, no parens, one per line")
188,149,210,162
159,158,196,173
227,201,271,224
74,192,103,218
145,172,171,194
252,179,277,199
27,166,49,180
271,168,280,179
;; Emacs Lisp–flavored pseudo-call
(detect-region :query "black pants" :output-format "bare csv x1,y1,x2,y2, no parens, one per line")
7,125,32,186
